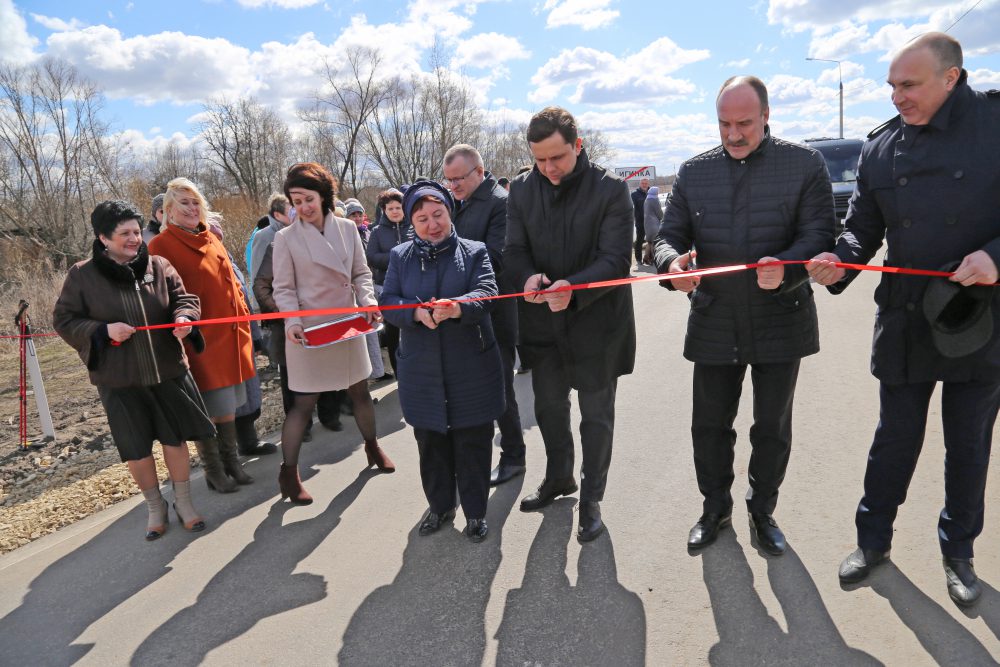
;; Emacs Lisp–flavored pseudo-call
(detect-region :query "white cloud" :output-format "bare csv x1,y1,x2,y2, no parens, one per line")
530,37,709,106
773,1,1000,62
576,109,718,171
30,13,87,32
722,58,751,68
543,0,620,31
451,33,530,70
813,60,865,84
968,67,1000,87
44,25,258,104
115,129,199,160
0,0,38,63
767,0,954,31
236,0,321,7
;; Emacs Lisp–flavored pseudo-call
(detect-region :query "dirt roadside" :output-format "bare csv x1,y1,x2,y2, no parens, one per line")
0,338,285,554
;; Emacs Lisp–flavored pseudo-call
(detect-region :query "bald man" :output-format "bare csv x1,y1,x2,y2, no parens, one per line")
808,32,1000,606
655,75,835,558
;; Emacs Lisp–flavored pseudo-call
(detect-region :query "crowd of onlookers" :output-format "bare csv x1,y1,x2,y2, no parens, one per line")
53,148,531,544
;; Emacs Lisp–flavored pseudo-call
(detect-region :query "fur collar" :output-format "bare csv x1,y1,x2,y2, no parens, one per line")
91,238,152,285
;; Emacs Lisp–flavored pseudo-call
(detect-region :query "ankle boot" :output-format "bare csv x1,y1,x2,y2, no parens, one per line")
142,486,168,541
171,479,206,532
364,439,395,473
194,437,239,493
217,421,254,485
278,463,313,505
234,414,277,456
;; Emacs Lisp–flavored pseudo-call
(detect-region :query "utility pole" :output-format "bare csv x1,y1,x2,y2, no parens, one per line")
806,57,844,139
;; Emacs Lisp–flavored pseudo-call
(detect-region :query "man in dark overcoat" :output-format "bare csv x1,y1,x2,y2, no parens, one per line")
808,32,1000,606
505,106,636,542
654,76,835,556
442,143,528,487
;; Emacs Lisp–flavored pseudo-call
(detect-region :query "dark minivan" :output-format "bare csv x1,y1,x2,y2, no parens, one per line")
802,137,864,229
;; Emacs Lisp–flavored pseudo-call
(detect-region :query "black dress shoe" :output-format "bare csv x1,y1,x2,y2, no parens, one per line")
238,441,278,456
321,419,343,432
838,547,889,583
577,501,605,542
687,512,731,550
519,477,578,512
749,513,786,556
490,462,526,487
418,508,456,536
465,518,488,543
943,557,982,607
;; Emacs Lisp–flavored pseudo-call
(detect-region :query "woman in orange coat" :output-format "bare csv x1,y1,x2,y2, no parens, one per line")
149,177,256,493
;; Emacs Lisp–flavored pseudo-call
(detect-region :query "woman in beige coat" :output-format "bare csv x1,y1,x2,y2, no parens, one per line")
272,162,395,504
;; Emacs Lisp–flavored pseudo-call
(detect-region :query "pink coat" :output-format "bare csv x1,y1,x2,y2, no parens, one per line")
272,213,377,393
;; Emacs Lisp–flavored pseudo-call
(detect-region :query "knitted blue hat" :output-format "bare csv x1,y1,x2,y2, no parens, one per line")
402,180,454,220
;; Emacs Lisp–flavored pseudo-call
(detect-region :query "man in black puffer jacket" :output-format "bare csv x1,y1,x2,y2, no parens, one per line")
655,76,835,556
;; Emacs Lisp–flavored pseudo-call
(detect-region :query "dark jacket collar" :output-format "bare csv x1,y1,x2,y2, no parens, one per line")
467,171,499,203
539,148,591,198
92,238,151,284
413,227,458,260
925,69,971,132
723,125,772,161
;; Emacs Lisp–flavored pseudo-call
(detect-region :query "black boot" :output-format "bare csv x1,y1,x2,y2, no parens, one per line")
217,421,254,485
194,438,238,493
234,414,277,456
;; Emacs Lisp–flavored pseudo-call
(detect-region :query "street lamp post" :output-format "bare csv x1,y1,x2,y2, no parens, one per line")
806,57,843,139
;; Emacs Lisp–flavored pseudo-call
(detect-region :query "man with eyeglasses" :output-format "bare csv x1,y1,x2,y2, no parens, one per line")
443,144,527,487
505,107,636,543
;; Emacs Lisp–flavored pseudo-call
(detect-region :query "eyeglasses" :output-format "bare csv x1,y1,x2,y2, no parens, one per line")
442,166,479,186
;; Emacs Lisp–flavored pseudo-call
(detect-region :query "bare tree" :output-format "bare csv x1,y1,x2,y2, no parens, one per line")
580,128,616,167
363,54,485,185
363,75,436,185
198,96,292,204
479,120,532,180
299,46,390,196
0,58,122,262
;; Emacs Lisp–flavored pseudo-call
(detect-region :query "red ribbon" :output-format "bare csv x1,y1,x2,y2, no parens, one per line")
1,260,990,340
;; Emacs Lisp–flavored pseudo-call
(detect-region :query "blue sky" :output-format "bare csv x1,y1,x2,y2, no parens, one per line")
3,0,999,175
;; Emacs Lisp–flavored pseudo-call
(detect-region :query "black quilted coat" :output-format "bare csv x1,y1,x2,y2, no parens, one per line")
654,130,836,365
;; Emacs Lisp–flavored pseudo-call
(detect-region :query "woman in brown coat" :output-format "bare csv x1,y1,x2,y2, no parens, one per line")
149,177,256,493
272,162,395,504
54,200,214,540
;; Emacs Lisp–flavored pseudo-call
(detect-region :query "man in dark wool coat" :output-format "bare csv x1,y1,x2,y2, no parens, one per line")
505,106,636,543
809,32,1000,607
654,75,835,558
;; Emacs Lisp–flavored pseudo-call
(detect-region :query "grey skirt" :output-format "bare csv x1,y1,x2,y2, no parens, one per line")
98,371,216,462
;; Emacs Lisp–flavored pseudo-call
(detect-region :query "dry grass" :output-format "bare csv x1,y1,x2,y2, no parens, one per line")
0,241,66,363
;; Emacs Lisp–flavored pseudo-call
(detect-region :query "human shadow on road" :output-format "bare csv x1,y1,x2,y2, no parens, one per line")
699,532,879,666
962,581,1000,639
130,469,376,666
0,501,204,666
494,500,646,666
337,472,523,666
866,563,997,663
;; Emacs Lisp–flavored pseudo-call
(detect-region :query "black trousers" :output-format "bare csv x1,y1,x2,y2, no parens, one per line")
415,423,493,520
532,352,617,502
633,220,644,262
497,343,526,466
383,322,400,375
856,379,1000,559
691,360,800,516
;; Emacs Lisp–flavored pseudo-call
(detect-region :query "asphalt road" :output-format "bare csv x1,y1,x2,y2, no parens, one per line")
0,268,997,666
